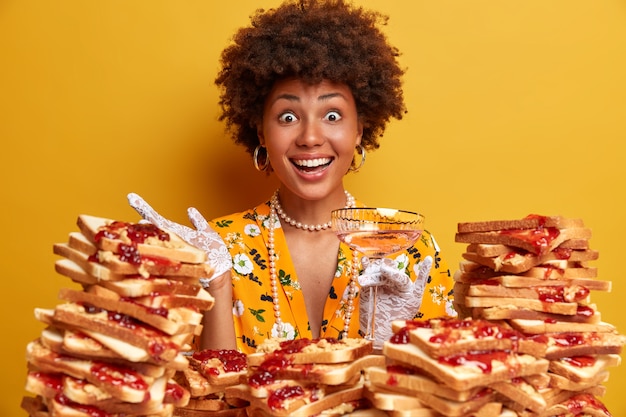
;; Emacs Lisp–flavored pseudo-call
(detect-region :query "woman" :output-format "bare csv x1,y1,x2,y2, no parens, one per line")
129,0,455,353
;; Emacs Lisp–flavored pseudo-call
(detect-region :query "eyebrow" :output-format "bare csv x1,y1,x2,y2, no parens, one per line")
271,92,347,104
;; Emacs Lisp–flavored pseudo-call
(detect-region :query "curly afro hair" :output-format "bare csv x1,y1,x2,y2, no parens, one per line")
215,0,406,156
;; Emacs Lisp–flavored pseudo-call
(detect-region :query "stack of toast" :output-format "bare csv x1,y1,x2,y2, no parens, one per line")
365,318,551,417
173,349,249,417
226,337,384,417
22,214,216,417
451,214,625,415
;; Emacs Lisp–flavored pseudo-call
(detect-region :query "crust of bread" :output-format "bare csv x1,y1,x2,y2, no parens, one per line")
462,248,599,274
470,305,602,324
57,286,202,336
55,258,205,296
463,296,578,315
77,214,208,264
457,216,584,233
50,302,191,363
65,232,214,278
549,370,609,391
454,271,611,292
382,341,549,391
544,332,625,360
508,318,615,334
250,354,384,386
240,382,364,417
362,383,425,411
455,227,591,256
548,354,621,382
174,407,248,417
27,339,154,403
489,377,546,413
365,380,496,417
407,320,547,358
365,365,483,402
248,338,373,366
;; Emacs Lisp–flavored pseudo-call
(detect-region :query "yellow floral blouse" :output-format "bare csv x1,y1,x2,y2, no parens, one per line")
210,200,456,354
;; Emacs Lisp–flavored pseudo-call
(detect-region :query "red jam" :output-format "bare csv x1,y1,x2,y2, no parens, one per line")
192,349,247,373
267,385,308,410
90,363,148,391
577,305,595,318
389,327,411,344
95,221,170,244
500,225,560,255
553,247,573,260
31,372,63,392
55,394,109,417
165,381,187,402
248,370,275,388
438,350,509,373
563,393,610,416
552,333,585,347
562,355,596,367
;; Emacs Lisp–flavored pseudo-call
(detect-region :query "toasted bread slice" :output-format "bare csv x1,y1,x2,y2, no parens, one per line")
77,214,207,264
462,247,599,274
365,365,484,402
382,341,549,391
27,339,154,403
55,258,204,296
65,232,213,278
539,393,610,417
465,283,591,304
463,296,579,315
456,226,592,256
548,354,621,382
57,286,203,336
489,377,547,413
249,354,383,387
549,370,609,391
49,302,192,363
508,318,615,334
457,216,584,233
248,337,373,366
405,318,547,358
471,304,601,324
188,349,248,386
544,332,625,360
454,271,611,292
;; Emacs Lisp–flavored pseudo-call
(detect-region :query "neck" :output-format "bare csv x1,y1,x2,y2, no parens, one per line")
275,188,352,228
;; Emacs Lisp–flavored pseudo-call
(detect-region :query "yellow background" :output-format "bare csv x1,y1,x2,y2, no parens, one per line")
1,1,625,415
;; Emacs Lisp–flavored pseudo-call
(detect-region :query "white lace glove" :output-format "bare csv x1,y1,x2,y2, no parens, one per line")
358,255,432,350
127,193,232,287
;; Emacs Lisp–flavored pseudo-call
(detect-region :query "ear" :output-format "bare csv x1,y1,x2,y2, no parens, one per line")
356,119,364,146
257,124,265,146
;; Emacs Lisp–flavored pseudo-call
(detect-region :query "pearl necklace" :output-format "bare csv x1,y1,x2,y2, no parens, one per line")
271,190,356,231
268,190,359,338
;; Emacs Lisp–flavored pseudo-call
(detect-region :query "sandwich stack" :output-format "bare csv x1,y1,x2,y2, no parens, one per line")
226,337,384,417
173,349,249,416
365,317,551,417
21,214,216,417
452,214,625,415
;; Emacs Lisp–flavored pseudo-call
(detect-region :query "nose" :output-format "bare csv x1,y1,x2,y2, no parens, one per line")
296,119,325,147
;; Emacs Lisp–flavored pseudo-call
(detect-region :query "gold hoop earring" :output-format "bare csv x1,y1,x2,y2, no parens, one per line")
350,144,366,172
253,145,270,172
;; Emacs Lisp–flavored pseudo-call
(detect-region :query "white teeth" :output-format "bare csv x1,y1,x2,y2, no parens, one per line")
293,158,331,168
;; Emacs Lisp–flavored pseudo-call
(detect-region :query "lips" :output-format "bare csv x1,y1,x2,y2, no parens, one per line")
291,157,332,172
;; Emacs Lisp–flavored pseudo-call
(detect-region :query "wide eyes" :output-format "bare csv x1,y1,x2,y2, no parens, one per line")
278,112,297,124
277,110,342,124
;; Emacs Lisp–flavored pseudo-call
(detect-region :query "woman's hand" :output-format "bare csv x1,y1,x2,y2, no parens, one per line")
358,256,432,349
127,193,232,283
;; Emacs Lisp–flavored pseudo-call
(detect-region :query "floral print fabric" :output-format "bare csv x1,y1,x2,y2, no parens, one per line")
210,200,456,354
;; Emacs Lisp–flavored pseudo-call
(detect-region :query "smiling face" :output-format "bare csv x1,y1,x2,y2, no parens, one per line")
258,78,363,202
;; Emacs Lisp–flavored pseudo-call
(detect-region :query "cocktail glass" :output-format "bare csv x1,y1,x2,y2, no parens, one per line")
331,207,424,341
